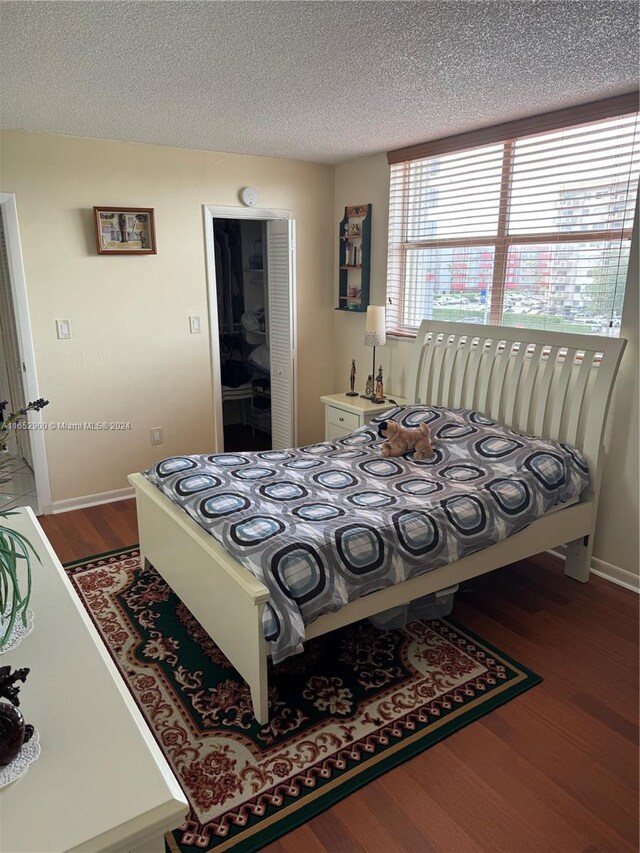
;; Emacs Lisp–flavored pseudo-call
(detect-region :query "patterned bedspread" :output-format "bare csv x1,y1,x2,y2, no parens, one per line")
144,405,590,663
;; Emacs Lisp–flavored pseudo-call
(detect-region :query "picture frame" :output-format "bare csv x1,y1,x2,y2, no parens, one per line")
93,207,157,255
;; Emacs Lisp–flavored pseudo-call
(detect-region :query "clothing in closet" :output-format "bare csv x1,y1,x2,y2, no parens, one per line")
214,221,244,333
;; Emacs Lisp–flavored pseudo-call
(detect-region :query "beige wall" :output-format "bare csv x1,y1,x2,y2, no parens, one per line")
0,130,334,505
595,205,639,579
332,155,640,581
332,153,418,394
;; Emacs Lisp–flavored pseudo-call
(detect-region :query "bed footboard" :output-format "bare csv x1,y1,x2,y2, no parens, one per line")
128,473,271,724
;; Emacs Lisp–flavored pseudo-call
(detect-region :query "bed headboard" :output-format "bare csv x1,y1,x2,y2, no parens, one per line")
408,320,627,488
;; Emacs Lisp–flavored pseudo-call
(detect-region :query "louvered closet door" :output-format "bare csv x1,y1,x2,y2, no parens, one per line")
266,219,296,449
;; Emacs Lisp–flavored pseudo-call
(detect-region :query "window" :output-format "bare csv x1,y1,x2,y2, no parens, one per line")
386,95,639,337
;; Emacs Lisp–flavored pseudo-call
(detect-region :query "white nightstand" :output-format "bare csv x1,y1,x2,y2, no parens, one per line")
320,393,407,441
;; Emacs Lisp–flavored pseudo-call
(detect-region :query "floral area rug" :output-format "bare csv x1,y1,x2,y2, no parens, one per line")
65,547,541,853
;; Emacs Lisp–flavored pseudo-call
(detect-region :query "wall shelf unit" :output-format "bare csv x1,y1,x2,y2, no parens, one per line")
336,203,371,313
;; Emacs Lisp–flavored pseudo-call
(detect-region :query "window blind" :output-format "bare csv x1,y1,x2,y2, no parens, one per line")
386,95,639,337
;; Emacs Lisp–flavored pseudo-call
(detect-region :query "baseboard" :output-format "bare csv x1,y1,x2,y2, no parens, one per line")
590,557,640,594
50,486,135,515
549,546,639,594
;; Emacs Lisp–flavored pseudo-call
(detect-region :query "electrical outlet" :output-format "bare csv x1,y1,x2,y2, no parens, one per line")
150,427,163,446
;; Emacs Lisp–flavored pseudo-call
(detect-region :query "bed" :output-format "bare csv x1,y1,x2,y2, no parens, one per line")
128,321,626,723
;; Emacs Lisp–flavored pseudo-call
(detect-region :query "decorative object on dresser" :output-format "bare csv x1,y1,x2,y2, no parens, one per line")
346,358,358,396
0,661,39,791
0,396,49,648
336,203,371,312
363,304,386,400
0,518,36,649
93,206,157,254
0,665,34,768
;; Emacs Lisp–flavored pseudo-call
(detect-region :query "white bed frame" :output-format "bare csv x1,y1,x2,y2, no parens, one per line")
128,321,626,724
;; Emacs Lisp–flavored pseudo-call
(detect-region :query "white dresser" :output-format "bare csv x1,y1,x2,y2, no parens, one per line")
0,508,188,853
320,393,407,441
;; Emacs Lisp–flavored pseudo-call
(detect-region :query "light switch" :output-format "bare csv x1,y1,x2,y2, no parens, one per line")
189,315,202,334
56,319,72,339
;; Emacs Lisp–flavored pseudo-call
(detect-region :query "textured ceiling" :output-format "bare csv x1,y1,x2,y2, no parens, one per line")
0,1,638,164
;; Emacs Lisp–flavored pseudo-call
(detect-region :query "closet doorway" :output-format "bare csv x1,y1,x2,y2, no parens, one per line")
203,206,296,454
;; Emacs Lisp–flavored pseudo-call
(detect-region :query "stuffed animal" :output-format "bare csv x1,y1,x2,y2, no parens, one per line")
378,420,434,460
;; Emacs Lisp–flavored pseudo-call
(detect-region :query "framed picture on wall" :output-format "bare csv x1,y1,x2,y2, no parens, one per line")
93,207,157,254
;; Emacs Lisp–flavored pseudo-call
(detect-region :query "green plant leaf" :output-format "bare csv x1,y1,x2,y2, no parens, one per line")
0,520,36,647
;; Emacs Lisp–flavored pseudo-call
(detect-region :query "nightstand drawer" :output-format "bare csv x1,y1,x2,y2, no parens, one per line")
327,421,351,441
326,406,360,432
321,393,408,443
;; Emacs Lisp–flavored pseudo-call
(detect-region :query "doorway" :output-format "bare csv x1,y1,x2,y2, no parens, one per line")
214,217,271,451
0,193,51,514
204,206,296,453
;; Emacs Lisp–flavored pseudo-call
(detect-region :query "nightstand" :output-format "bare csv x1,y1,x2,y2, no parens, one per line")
320,393,407,441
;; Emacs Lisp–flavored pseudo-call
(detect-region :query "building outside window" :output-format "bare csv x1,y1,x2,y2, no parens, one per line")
386,101,639,337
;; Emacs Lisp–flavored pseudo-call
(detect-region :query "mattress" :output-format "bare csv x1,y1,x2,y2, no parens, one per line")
144,405,590,663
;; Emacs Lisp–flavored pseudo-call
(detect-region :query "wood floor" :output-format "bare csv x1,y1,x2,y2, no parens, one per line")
39,501,639,853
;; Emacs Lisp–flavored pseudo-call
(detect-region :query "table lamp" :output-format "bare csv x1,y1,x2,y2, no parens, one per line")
363,305,386,400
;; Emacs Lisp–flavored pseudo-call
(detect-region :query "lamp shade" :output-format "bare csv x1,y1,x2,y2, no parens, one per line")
364,305,386,347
